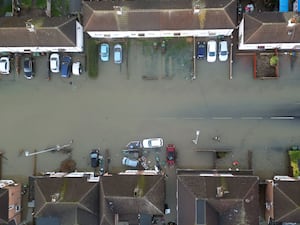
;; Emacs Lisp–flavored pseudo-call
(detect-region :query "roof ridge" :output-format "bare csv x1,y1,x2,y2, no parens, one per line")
33,182,47,216
177,176,198,198
245,16,264,43
276,207,300,222
79,182,98,202
144,175,163,196
242,177,259,199
275,185,299,208
56,19,76,46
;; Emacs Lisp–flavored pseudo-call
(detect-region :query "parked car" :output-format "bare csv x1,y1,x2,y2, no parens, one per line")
207,40,217,63
72,61,82,76
142,138,163,149
50,53,60,73
100,43,109,62
126,141,143,149
196,41,206,59
122,157,139,167
218,40,229,62
61,56,72,78
90,149,100,168
114,44,122,64
23,57,34,80
166,144,176,166
0,56,10,74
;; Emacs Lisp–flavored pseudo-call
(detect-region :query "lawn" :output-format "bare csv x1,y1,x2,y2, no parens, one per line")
86,38,99,79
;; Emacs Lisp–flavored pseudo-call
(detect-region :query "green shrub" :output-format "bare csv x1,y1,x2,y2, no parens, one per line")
87,39,98,79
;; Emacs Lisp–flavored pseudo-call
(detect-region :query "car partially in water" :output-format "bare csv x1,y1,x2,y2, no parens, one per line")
0,56,10,75
207,40,217,63
114,44,122,64
24,57,34,80
218,40,229,62
100,43,109,62
122,157,139,167
142,138,163,149
196,41,206,59
61,56,72,78
50,53,60,73
166,144,176,166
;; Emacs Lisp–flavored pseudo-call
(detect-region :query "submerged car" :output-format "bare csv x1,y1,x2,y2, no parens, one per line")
114,44,122,64
100,43,109,62
0,57,10,74
142,138,163,149
218,40,229,62
50,53,60,73
166,144,176,166
61,56,72,78
207,40,217,63
196,41,206,59
122,157,139,167
126,141,143,149
24,57,34,80
90,149,100,168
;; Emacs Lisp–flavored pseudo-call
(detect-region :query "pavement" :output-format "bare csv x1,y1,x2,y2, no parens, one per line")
1,39,300,224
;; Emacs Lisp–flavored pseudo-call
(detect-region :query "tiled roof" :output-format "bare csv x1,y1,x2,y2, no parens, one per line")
0,188,8,224
100,174,165,221
0,17,77,47
34,177,99,225
83,0,237,32
177,174,259,225
273,180,300,222
243,12,300,44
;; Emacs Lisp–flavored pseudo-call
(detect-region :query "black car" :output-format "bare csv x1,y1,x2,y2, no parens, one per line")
90,149,100,168
196,41,206,59
24,57,34,79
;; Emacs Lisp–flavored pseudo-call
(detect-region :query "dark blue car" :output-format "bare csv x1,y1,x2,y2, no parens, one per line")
196,41,206,59
61,56,72,78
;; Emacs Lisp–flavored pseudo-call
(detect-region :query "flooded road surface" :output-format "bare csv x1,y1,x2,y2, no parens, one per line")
1,41,300,222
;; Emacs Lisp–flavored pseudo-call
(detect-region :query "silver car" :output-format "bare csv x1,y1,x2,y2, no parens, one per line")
114,44,122,64
122,157,139,167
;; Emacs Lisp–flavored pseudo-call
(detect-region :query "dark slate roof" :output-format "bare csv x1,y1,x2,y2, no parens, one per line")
177,175,259,225
99,174,165,221
0,17,77,47
34,177,99,225
0,188,8,225
273,180,300,222
83,0,236,32
243,12,300,44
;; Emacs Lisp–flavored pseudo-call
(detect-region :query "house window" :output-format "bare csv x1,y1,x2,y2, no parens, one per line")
138,33,145,37
257,46,265,50
174,32,181,36
104,34,111,38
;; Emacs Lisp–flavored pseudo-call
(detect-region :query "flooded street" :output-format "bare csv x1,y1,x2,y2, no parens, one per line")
1,41,300,223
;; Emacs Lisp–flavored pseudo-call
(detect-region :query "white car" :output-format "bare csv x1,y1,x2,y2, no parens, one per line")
218,41,228,62
50,53,60,73
142,138,163,148
72,61,82,76
114,44,122,64
207,40,217,63
0,57,10,74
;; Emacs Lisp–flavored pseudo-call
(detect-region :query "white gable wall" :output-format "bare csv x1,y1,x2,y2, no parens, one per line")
87,29,234,38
